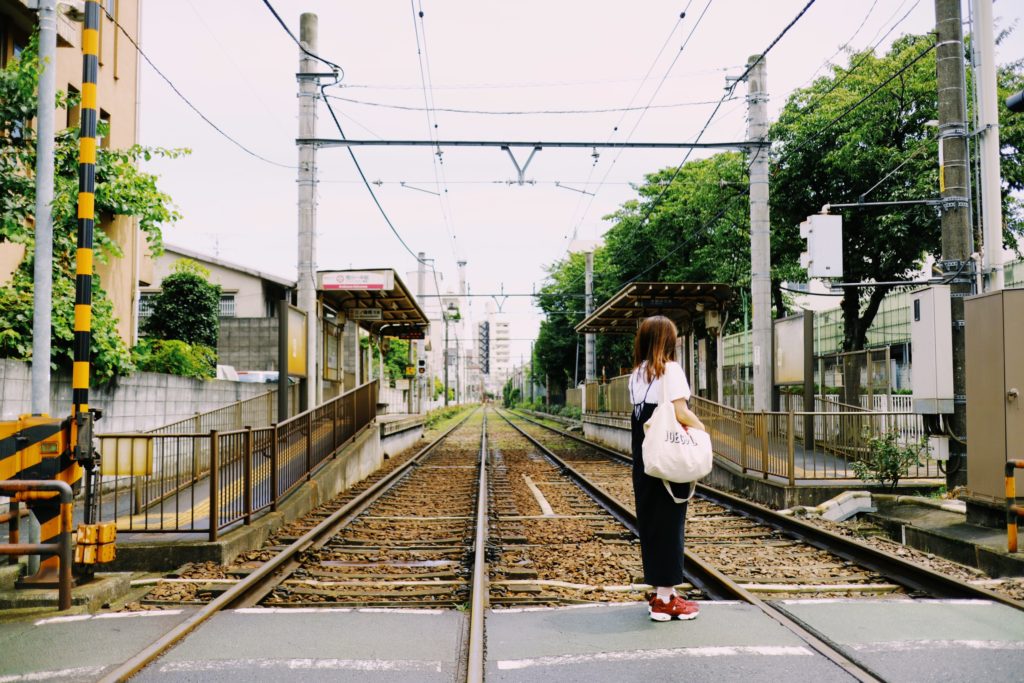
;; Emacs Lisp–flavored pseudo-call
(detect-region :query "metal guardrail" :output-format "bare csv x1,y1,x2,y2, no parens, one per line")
0,480,73,610
150,384,300,435
96,381,378,540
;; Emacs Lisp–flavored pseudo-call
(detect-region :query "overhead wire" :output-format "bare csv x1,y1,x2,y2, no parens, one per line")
260,0,345,75
566,2,705,247
322,94,734,116
109,12,294,168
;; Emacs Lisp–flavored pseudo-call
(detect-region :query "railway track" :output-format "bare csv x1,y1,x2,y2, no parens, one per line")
99,405,1023,682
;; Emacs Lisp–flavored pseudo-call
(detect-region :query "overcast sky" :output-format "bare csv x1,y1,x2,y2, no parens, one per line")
138,0,1024,361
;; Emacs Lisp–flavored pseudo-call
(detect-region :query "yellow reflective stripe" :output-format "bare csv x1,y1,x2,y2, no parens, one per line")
79,136,96,165
76,247,93,275
82,28,99,57
74,304,91,332
77,192,94,220
81,81,98,110
73,361,90,389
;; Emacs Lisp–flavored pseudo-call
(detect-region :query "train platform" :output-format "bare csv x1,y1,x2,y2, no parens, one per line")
1,599,1023,681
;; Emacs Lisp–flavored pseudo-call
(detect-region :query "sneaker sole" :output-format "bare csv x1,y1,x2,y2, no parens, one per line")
649,608,699,622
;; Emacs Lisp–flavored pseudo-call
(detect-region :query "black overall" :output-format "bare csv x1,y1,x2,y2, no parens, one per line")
631,398,691,587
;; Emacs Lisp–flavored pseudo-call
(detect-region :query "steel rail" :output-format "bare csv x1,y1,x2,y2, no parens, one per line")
493,409,737,602
696,485,1024,613
497,410,886,682
100,408,480,683
465,409,489,683
512,410,1024,612
510,410,630,464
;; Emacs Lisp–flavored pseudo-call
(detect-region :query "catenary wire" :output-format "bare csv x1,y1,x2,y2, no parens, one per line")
260,0,345,75
323,94,735,116
108,14,294,168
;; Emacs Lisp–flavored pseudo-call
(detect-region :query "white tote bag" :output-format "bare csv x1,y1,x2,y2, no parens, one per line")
642,376,713,487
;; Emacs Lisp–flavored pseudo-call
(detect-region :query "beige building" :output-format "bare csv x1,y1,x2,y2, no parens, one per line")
0,0,148,343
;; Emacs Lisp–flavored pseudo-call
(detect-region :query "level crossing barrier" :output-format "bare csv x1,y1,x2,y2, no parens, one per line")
95,381,378,540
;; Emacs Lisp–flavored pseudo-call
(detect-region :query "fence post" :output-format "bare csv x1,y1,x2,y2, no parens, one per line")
243,426,253,525
759,412,769,480
306,411,313,479
739,410,748,473
209,431,219,542
332,398,339,453
270,423,279,512
786,407,796,486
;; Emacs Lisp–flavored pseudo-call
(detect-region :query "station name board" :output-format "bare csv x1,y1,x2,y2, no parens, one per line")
320,270,394,291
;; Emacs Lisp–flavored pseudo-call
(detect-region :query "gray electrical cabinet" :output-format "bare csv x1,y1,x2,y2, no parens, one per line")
910,286,954,414
965,289,1024,505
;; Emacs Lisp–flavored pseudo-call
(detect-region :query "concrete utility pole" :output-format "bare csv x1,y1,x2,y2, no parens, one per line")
31,0,57,416
417,252,427,412
585,250,596,382
972,0,1005,292
297,12,319,411
746,54,772,412
935,0,973,487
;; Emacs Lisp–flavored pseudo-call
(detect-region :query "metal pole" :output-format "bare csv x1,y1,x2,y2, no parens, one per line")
297,13,319,411
935,0,972,488
444,316,449,407
585,250,596,381
971,0,1005,291
803,310,815,450
31,0,57,416
747,54,772,412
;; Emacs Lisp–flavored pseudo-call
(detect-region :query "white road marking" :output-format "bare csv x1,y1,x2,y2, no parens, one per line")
496,645,813,670
33,610,182,626
233,607,353,614
157,658,443,673
0,666,107,682
851,640,1024,653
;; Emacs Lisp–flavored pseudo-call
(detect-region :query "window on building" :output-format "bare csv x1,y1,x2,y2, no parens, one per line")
98,109,111,148
219,294,236,318
105,0,117,17
138,292,157,323
66,85,80,130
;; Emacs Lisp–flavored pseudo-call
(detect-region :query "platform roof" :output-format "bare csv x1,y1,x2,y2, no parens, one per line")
317,268,429,336
574,282,735,335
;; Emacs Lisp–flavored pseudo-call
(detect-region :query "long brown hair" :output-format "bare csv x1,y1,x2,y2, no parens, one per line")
633,316,678,382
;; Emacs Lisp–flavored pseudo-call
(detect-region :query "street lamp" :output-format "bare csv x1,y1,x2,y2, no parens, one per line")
443,302,460,406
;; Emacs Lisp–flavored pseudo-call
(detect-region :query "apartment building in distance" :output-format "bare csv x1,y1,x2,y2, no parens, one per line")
0,0,147,343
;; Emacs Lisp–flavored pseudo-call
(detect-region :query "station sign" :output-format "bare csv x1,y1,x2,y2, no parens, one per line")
349,307,383,321
320,270,394,291
395,329,425,340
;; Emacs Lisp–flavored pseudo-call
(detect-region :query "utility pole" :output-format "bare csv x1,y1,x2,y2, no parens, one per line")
972,0,1005,292
746,54,772,412
585,250,596,382
296,12,319,411
935,0,973,487
31,0,57,416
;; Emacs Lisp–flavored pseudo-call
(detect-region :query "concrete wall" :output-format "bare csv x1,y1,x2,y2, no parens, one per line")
582,415,632,453
0,359,269,433
218,318,279,372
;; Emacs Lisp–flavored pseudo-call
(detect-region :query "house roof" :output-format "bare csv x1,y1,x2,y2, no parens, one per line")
163,244,296,289
575,282,735,335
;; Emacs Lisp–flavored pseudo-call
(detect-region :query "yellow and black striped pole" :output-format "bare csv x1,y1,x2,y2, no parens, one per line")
74,0,98,419
71,0,100,525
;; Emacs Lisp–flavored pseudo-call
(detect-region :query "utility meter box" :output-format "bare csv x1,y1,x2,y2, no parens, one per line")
799,214,844,278
910,285,953,414
964,289,1024,505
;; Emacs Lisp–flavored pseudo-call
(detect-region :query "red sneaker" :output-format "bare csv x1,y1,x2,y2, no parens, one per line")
648,594,700,622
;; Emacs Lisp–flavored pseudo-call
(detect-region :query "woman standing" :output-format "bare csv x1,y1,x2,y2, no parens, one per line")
629,315,706,621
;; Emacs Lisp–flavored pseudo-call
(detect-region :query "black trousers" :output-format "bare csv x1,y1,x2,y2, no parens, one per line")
631,402,690,587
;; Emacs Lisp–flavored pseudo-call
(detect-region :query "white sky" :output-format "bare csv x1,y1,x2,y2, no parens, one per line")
138,0,1024,361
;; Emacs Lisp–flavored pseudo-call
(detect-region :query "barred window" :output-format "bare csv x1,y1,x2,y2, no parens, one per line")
138,293,157,323
219,294,236,318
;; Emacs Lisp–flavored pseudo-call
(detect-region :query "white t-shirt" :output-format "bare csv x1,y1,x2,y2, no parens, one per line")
629,361,692,406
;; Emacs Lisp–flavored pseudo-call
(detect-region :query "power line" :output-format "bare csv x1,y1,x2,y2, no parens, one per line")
324,94,733,116
259,0,345,76
321,86,429,267
109,14,294,168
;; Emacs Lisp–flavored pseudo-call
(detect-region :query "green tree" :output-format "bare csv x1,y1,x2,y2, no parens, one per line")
771,34,1024,359
360,335,412,382
0,37,184,383
144,259,220,348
